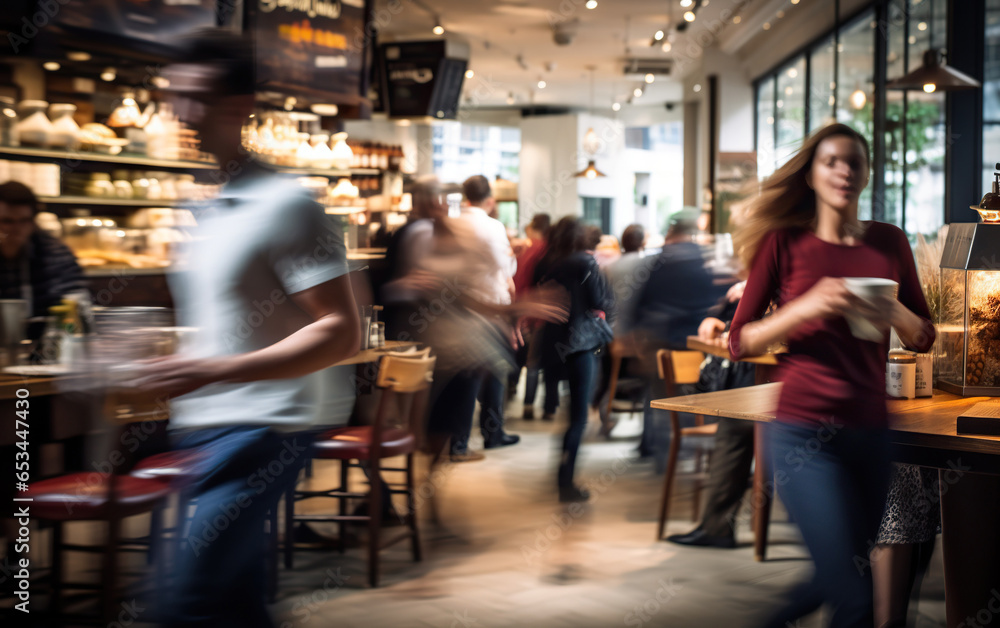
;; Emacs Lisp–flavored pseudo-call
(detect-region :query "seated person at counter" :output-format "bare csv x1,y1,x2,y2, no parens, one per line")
0,180,86,327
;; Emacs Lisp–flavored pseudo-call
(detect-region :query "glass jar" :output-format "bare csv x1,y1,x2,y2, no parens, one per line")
0,97,19,147
85,173,115,199
48,103,81,150
16,100,54,147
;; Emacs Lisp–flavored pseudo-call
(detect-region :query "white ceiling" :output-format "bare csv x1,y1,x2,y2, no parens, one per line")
375,0,812,112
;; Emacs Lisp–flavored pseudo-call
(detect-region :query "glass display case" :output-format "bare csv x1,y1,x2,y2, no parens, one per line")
936,222,1000,395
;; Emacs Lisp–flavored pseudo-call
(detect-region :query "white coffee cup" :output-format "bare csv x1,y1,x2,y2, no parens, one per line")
843,277,898,342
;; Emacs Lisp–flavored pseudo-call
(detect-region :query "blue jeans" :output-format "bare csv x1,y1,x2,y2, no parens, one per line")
166,426,316,628
477,370,507,444
761,420,891,628
558,350,596,488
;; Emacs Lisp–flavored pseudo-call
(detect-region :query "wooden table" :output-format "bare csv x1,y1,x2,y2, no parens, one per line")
685,336,781,367
652,382,1000,627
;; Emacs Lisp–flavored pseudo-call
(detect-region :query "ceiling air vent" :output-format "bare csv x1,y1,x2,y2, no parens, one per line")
622,58,672,79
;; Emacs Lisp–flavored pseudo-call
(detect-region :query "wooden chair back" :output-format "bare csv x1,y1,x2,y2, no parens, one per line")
656,349,704,396
371,352,436,458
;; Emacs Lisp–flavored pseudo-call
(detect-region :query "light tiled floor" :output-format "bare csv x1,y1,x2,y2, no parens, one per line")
3,401,947,627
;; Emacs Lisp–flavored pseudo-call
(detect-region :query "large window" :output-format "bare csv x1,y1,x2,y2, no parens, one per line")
985,0,1000,195
431,123,521,184
754,3,948,239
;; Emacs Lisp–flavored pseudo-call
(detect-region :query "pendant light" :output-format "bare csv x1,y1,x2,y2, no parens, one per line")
576,66,605,178
886,0,979,92
575,161,607,179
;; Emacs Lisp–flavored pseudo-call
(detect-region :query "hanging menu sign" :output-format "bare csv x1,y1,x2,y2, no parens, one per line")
249,0,368,104
54,0,217,46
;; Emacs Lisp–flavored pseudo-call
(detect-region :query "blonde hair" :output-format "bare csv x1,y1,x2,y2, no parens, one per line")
734,123,871,268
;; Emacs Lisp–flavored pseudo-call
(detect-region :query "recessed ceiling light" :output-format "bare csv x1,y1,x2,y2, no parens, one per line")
538,80,547,89
585,0,598,8
101,67,117,82
777,10,785,18
733,16,741,24
633,87,643,97
465,69,474,79
67,51,91,62
612,102,621,111
645,73,655,84
654,30,664,41
791,0,800,4
763,22,771,30
662,41,672,52
693,83,702,92
917,21,927,31
680,0,693,7
684,11,696,22
788,67,798,78
43,61,60,71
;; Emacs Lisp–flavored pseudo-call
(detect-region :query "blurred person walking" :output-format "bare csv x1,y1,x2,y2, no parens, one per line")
632,215,721,464
131,33,361,628
458,175,520,449
534,217,614,502
728,124,934,627
509,213,560,420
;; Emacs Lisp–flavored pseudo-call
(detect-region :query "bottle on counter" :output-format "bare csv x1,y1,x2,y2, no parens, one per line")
886,350,917,399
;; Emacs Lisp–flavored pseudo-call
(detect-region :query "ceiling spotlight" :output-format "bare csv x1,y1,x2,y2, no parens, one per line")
645,73,655,84
633,87,643,97
67,51,91,62
538,80,547,89
777,10,785,19
791,0,800,4
283,96,297,111
612,102,621,111
432,20,444,35
43,61,60,71
684,11,696,22
662,41,672,52
788,67,799,78
585,0,598,8
785,86,793,95
507,92,516,105
100,67,117,82
693,83,702,92
733,16,741,24
763,22,771,30
680,0,693,6
917,21,927,31
654,30,664,41
465,69,475,79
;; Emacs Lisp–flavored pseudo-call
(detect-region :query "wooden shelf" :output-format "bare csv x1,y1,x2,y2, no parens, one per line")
267,165,383,177
0,146,218,171
39,196,191,208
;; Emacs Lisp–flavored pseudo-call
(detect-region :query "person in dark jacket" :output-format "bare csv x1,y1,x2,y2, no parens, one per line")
534,217,614,503
0,181,86,329
632,214,722,463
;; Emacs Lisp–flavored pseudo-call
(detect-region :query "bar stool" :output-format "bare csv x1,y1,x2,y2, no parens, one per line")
654,348,717,541
26,388,173,623
284,350,435,587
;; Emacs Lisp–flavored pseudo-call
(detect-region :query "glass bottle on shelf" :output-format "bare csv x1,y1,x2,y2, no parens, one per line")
0,97,19,147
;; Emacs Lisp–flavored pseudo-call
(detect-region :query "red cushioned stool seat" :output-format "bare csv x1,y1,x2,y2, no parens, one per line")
26,473,172,521
312,426,415,460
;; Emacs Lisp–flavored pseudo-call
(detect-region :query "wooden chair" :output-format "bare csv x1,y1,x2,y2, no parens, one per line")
604,338,645,420
654,349,717,541
25,387,173,623
284,350,435,587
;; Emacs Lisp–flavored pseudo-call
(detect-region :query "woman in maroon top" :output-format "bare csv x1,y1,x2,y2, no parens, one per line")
728,124,934,628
